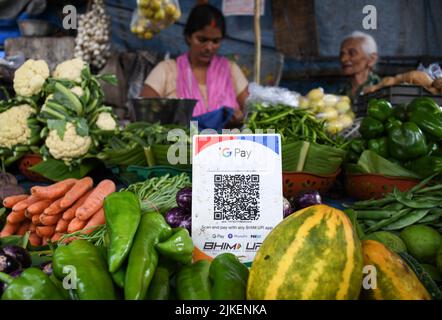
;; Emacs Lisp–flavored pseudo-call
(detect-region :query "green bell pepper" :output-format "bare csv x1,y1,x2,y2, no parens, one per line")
176,260,212,300
350,138,366,154
387,122,428,160
409,156,442,178
407,97,441,116
124,212,172,300
53,240,117,300
145,265,170,300
409,109,442,140
385,117,402,133
155,227,193,265
209,253,249,300
393,103,409,121
368,137,389,158
359,116,384,139
367,99,393,122
0,268,65,300
104,191,141,273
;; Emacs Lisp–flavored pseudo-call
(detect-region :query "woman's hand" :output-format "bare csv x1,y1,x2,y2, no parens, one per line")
225,108,245,129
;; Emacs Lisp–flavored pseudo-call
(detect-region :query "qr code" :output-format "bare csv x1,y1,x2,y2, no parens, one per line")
213,174,260,221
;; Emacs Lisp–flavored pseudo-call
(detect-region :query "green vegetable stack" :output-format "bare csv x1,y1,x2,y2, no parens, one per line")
350,97,442,178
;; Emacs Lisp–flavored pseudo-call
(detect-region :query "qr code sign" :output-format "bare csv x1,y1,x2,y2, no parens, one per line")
213,174,260,221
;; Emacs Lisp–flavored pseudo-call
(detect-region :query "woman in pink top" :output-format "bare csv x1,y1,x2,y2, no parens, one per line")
141,4,249,128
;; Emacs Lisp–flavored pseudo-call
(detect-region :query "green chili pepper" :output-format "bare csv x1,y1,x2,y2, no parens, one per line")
359,116,384,139
176,260,211,300
155,227,193,265
387,122,428,160
53,240,117,300
209,253,249,300
104,191,141,273
0,268,65,300
145,265,170,300
125,212,172,300
367,99,393,122
368,137,389,158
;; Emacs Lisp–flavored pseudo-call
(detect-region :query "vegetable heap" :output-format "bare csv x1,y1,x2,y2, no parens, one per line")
299,88,355,134
349,97,442,178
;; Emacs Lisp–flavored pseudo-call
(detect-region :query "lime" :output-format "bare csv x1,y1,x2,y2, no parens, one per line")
400,225,442,264
421,264,442,283
364,231,407,253
437,246,442,274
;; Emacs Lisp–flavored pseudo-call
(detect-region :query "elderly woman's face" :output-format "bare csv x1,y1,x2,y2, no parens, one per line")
340,38,374,76
187,25,223,65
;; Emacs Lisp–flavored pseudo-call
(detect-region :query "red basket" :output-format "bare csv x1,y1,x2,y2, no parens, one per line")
282,170,341,199
345,173,420,200
18,154,51,183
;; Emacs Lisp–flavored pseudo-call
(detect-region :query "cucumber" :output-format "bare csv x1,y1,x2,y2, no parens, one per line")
398,252,442,300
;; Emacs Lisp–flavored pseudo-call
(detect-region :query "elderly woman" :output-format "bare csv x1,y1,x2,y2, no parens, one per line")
339,31,381,102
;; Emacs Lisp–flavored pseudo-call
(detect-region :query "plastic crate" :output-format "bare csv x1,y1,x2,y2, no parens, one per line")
354,85,442,117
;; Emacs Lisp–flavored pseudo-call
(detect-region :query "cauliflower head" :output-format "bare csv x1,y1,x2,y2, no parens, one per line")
45,122,91,161
0,105,36,149
96,112,117,131
70,86,84,97
53,58,86,83
13,59,50,97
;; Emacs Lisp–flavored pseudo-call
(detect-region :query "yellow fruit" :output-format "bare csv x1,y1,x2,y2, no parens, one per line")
323,94,339,108
154,9,166,21
326,120,344,134
150,0,162,11
143,31,154,39
298,97,310,109
317,107,339,121
309,99,325,113
340,96,351,104
307,88,324,101
335,100,351,114
165,4,177,16
339,114,354,128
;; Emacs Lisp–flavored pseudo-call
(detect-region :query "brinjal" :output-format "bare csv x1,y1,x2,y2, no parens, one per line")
0,250,21,274
294,191,322,210
1,245,31,268
165,207,190,228
176,187,192,210
40,262,53,276
179,214,191,235
0,172,17,186
0,184,26,202
283,197,293,218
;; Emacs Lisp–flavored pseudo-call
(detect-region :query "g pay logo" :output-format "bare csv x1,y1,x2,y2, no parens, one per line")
220,147,232,158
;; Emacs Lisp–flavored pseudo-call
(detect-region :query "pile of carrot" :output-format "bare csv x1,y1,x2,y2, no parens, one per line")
0,177,116,246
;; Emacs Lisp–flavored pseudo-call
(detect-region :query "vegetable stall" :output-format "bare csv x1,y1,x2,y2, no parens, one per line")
0,1,442,303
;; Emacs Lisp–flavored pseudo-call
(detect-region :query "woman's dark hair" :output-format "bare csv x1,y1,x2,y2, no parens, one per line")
183,4,226,41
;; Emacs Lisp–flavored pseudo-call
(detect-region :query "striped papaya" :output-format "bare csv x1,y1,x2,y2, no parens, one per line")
360,240,431,300
247,204,363,300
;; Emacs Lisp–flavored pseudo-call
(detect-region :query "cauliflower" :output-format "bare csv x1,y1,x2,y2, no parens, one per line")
0,105,36,148
45,122,91,161
53,58,86,83
96,112,117,131
70,86,84,97
13,59,50,97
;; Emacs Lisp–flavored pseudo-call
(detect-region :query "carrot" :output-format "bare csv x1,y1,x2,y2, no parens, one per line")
0,222,19,237
36,225,55,238
16,220,31,236
40,213,62,226
29,223,37,232
67,217,88,234
60,177,94,209
3,194,28,208
55,218,70,233
24,210,32,219
43,198,64,216
28,232,41,246
51,233,64,242
27,199,53,216
41,237,49,246
82,208,105,235
31,179,77,200
76,179,115,221
32,214,42,226
62,190,92,220
12,195,41,212
6,210,26,224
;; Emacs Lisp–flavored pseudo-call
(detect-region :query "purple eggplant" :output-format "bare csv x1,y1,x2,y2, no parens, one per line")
0,250,21,274
165,207,191,228
283,197,293,218
1,245,31,268
40,262,53,276
294,191,322,210
176,187,192,210
178,214,191,235
0,268,22,296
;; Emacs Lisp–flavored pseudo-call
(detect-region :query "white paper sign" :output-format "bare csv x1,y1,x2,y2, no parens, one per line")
192,134,282,265
222,0,265,16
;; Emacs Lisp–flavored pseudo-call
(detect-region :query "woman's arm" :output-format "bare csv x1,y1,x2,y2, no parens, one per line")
140,84,161,98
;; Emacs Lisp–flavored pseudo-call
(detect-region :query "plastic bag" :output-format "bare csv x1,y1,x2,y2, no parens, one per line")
130,0,181,40
245,82,301,109
417,63,442,80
